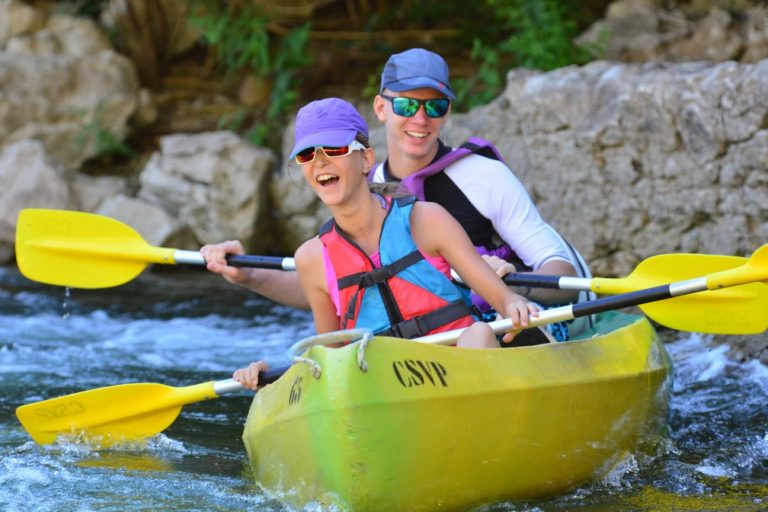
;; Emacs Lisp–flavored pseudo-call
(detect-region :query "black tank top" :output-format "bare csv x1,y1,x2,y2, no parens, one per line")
383,141,496,248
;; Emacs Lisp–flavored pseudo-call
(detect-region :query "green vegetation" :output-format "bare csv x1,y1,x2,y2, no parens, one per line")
492,0,594,70
453,0,601,109
189,2,312,147
75,108,136,161
187,0,600,131
46,0,608,151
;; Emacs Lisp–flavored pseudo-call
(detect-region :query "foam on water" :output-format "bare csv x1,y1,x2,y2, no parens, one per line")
1,267,766,511
489,330,768,511
1,269,307,511
656,331,767,492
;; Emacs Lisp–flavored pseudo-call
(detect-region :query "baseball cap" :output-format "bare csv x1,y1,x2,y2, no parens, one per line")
379,48,456,100
289,98,369,159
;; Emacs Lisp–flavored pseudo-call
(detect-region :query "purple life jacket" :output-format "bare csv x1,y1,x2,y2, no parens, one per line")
399,137,503,201
387,137,517,263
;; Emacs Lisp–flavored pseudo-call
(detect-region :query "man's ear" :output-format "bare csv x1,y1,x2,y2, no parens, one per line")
372,95,387,122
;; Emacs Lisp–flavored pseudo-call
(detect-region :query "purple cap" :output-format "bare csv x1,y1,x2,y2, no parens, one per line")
290,98,369,158
380,48,455,100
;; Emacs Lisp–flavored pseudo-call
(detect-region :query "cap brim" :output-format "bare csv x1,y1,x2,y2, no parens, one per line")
382,77,456,100
289,129,358,159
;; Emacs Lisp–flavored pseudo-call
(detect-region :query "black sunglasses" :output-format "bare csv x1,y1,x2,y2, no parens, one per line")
380,94,451,118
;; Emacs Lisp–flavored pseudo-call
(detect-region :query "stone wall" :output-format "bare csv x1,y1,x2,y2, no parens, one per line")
450,60,767,277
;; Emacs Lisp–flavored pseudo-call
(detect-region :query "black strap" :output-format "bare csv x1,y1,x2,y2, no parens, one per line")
342,287,362,329
337,250,424,290
318,218,334,236
378,300,473,339
339,250,425,329
459,141,499,161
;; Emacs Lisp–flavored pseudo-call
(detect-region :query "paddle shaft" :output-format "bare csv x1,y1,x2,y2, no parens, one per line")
176,250,584,290
202,253,757,299
417,245,767,344
15,208,743,295
420,283,698,345
173,251,297,271
212,364,291,395
17,209,765,334
184,249,768,334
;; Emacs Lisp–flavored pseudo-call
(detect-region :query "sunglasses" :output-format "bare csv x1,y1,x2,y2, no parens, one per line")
380,94,451,118
294,140,367,165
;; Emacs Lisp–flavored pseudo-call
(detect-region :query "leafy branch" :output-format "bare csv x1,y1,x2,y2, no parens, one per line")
189,1,312,147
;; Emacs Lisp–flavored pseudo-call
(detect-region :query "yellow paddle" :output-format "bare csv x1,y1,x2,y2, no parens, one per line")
12,207,742,290
14,208,295,289
502,252,766,334
15,244,767,447
15,366,288,447
15,208,766,333
419,243,768,344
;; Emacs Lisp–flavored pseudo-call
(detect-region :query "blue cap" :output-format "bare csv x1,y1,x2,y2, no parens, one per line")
379,48,455,100
290,98,369,158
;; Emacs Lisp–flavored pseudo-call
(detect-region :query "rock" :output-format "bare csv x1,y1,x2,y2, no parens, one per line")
719,332,768,366
444,59,767,278
577,0,768,64
0,0,45,47
0,5,140,169
0,140,74,262
95,193,188,248
70,174,129,212
138,131,276,252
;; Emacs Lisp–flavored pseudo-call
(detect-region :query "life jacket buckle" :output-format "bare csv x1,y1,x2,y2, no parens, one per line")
359,266,392,288
390,317,425,339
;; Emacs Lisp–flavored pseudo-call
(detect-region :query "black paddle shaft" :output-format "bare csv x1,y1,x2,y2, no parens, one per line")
226,255,288,270
501,273,561,288
226,254,562,289
572,284,674,318
260,365,291,385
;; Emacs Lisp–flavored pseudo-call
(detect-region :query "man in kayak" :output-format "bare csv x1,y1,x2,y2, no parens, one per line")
233,98,538,389
202,48,592,340
369,48,593,340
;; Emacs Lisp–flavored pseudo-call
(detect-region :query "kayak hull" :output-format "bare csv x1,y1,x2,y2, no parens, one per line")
242,312,671,510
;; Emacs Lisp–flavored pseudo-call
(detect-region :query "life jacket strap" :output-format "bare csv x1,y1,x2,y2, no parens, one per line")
378,300,473,339
337,250,424,290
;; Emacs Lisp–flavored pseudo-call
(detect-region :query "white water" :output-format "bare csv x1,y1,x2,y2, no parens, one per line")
1,267,766,511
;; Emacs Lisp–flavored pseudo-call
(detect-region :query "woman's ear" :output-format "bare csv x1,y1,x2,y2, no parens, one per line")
362,147,375,172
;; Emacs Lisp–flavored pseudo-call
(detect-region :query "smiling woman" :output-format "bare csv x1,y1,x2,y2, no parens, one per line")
230,97,541,389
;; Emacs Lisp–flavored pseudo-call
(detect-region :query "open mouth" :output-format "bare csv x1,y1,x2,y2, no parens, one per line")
316,173,339,186
405,130,428,138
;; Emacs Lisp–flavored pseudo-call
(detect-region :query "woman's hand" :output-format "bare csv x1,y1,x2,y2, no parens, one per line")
233,360,270,390
501,299,541,344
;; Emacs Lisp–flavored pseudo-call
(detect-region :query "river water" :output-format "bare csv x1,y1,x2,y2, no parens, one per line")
1,265,766,511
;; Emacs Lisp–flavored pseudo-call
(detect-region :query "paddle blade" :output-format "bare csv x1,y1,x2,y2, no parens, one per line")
636,253,768,334
16,381,217,447
15,209,175,288
593,253,748,294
